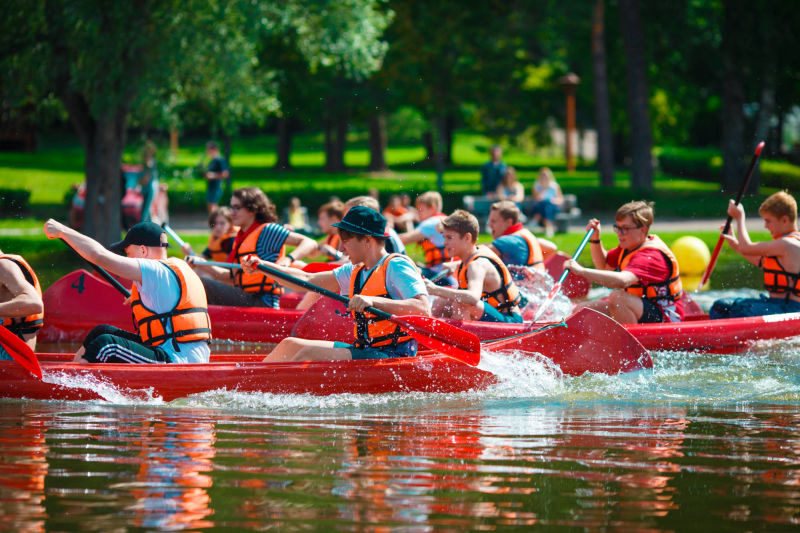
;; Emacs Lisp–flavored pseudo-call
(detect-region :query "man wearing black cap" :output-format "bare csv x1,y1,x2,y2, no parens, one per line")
241,206,430,362
44,219,212,364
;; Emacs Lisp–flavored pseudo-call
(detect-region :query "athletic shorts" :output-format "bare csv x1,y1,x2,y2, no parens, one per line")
333,340,417,360
479,304,523,323
206,179,223,204
81,324,169,364
638,299,664,324
709,294,800,319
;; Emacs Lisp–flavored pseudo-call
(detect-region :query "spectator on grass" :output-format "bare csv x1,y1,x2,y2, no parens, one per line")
139,141,158,223
495,166,525,204
531,167,564,238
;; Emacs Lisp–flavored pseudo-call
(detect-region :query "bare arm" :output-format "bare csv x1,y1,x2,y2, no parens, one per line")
349,293,430,316
425,261,487,306
0,260,43,319
564,259,639,289
283,232,318,263
399,228,425,245
44,219,142,282
241,255,339,293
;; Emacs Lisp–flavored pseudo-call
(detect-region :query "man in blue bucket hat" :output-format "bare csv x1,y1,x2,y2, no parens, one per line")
241,206,431,361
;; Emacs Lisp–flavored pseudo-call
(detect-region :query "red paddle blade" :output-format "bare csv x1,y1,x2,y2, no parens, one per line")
486,308,652,375
0,325,42,379
389,315,481,366
302,262,339,273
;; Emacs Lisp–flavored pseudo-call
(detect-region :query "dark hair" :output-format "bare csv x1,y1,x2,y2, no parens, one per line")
318,201,345,220
208,206,233,228
338,228,386,244
232,187,277,224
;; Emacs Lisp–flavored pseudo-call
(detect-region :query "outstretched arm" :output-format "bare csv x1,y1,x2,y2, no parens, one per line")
44,219,142,282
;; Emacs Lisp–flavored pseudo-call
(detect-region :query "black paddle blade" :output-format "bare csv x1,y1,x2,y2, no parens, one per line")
389,315,481,366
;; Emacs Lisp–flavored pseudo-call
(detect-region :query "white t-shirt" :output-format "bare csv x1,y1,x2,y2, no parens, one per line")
136,259,210,363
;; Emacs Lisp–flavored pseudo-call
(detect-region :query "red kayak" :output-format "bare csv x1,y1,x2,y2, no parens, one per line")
1,309,651,401
291,297,800,353
39,255,588,344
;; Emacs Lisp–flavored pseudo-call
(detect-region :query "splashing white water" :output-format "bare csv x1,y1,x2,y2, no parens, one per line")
509,265,573,321
42,370,164,404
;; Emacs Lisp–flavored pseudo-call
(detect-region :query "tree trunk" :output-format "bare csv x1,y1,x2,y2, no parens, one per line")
721,0,747,194
435,116,446,192
275,117,292,170
444,115,456,166
325,115,347,171
367,113,388,171
618,0,654,191
592,0,615,187
422,130,435,163
60,92,126,244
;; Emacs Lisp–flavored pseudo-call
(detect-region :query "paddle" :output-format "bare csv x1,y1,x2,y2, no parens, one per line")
697,141,765,291
162,223,197,256
0,325,42,379
59,239,131,298
531,228,594,322
210,259,481,366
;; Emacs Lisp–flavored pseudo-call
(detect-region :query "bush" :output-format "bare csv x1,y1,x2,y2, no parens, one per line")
0,188,31,217
760,160,800,191
656,147,720,181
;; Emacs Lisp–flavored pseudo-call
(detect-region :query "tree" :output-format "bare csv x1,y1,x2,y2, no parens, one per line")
1,0,389,243
591,0,615,186
618,0,654,191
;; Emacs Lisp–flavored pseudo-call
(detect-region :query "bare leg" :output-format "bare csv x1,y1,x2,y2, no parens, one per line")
264,337,351,362
574,290,643,324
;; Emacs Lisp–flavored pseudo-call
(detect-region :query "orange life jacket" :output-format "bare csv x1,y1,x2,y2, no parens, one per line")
0,254,43,337
130,258,212,347
509,227,545,270
761,231,800,299
617,234,683,302
421,214,450,267
324,232,341,260
232,223,285,295
206,228,238,262
348,254,413,349
457,247,522,314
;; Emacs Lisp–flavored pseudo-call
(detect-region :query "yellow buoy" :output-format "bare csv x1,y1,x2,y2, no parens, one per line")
672,236,711,276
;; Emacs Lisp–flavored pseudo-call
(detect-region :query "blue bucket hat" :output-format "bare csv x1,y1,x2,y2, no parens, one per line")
332,206,389,238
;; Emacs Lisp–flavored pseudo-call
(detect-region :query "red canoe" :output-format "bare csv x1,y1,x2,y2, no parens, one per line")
40,255,589,344
291,297,800,353
1,309,651,401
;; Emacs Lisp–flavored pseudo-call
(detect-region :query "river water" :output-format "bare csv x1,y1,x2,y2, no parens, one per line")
2,290,800,531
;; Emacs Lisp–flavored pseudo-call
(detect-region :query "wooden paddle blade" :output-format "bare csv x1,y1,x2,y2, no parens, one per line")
389,315,481,366
0,325,42,379
484,308,652,375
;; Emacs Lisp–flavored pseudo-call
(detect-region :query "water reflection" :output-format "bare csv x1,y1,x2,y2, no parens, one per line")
1,398,800,529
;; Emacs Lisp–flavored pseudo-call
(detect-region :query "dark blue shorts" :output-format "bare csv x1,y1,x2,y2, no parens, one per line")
639,298,664,324
333,340,417,360
709,294,800,319
206,179,223,203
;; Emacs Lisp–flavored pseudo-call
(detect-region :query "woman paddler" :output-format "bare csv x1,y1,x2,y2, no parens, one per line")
188,187,317,308
241,206,430,362
564,201,684,324
0,249,44,357
44,220,212,364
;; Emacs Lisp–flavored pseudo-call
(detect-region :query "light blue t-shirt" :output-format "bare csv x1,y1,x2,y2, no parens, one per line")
491,235,530,266
333,255,428,301
385,228,407,255
136,259,210,364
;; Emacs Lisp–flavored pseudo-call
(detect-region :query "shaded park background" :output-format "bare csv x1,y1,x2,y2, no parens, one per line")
2,0,800,244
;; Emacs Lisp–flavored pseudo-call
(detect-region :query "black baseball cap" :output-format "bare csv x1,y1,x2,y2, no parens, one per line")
332,206,389,238
109,221,170,254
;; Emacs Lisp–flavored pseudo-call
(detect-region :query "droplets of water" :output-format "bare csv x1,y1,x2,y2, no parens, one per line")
508,265,573,321
42,371,164,405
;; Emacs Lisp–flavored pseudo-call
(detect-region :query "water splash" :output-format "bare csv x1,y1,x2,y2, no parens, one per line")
509,266,573,321
42,371,164,405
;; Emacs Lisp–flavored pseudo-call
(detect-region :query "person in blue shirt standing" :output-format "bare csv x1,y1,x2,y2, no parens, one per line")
480,145,507,198
205,141,230,215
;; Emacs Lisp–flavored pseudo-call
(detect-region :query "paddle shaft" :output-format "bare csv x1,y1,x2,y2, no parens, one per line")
204,260,396,322
532,228,594,322
697,141,765,291
60,238,131,298
162,223,197,256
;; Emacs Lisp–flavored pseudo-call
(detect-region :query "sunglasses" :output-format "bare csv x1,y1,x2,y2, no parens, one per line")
612,224,641,234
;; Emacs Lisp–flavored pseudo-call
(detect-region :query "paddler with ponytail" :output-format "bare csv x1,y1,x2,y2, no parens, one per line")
564,201,684,324
710,191,800,318
241,206,430,362
43,220,212,364
0,249,44,357
188,187,317,308
425,210,524,323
